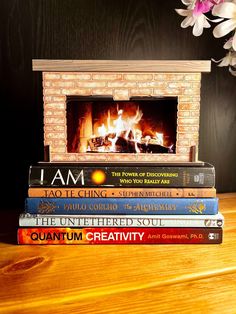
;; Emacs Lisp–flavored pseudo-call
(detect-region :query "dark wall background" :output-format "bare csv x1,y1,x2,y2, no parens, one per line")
1,0,236,210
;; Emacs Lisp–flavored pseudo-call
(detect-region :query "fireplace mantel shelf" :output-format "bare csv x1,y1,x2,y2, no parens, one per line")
32,59,211,72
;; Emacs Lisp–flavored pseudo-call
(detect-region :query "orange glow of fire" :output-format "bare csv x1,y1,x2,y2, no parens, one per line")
87,105,168,153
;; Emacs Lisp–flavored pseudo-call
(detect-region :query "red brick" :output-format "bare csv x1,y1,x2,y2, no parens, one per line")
93,74,123,80
178,103,200,110
92,88,113,96
77,81,106,88
113,90,129,100
44,117,65,124
178,125,199,132
46,132,65,139
130,88,152,96
61,74,91,80
178,118,199,125
44,73,61,80
178,111,190,117
176,139,189,146
124,74,153,81
51,81,75,88
108,81,136,88
44,103,65,110
44,89,62,95
61,89,92,95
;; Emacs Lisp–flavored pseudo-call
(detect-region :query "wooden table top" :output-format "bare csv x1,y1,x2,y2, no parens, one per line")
0,193,235,314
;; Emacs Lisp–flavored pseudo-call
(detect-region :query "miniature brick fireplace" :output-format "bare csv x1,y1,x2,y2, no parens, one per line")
33,60,211,163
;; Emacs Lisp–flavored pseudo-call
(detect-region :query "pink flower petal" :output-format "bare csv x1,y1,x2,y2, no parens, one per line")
194,1,213,15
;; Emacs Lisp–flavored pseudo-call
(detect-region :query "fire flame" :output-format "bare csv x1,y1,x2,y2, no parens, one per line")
87,104,173,153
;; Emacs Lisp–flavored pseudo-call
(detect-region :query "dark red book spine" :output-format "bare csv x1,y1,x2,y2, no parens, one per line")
18,227,222,244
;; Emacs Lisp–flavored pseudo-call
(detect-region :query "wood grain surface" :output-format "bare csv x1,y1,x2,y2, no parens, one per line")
0,193,235,314
32,59,211,72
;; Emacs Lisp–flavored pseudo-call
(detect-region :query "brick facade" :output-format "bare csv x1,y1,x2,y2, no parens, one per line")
42,72,201,162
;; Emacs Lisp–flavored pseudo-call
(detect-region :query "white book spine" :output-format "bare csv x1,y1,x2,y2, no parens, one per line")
19,213,224,228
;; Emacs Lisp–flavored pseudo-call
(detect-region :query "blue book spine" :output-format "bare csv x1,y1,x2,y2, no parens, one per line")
25,198,218,215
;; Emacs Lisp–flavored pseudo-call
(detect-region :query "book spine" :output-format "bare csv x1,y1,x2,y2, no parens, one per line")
28,165,215,187
28,187,217,198
17,227,223,244
19,214,224,228
25,197,218,215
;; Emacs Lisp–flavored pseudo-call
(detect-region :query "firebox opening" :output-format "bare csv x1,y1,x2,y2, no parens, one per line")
66,96,178,154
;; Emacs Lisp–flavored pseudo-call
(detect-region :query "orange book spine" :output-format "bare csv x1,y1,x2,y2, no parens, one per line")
28,187,216,198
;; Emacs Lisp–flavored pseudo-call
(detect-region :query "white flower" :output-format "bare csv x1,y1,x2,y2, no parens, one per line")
213,50,236,75
176,0,223,36
212,35,236,75
212,2,236,50
229,66,236,75
175,9,211,36
181,0,197,9
213,50,236,66
223,37,234,49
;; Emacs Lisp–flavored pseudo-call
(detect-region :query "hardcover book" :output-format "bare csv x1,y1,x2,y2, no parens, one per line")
17,227,223,245
28,187,217,198
24,197,218,215
28,163,215,188
19,213,224,228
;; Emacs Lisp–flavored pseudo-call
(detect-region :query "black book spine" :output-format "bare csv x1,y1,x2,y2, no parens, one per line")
28,165,215,188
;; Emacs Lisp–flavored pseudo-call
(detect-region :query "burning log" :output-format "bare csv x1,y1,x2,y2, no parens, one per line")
87,135,173,153
88,136,112,152
115,137,136,153
138,143,169,153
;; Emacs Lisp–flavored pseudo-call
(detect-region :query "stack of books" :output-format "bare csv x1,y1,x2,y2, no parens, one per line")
18,162,223,244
